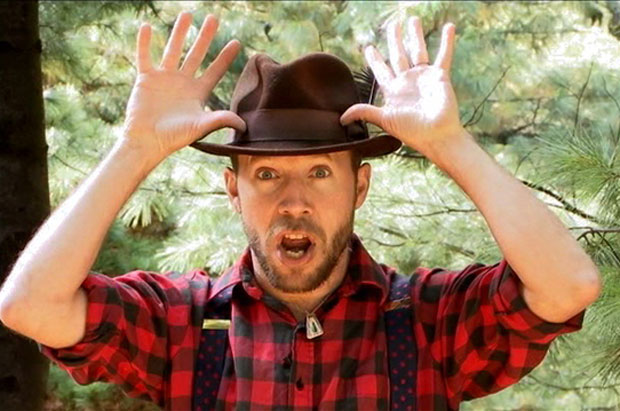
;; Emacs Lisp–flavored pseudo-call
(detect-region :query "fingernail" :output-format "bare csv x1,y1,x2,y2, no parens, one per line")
207,14,218,25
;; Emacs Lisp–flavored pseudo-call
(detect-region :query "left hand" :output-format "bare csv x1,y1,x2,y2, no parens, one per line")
340,17,471,160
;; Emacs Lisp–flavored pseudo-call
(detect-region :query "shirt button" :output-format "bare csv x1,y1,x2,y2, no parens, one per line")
282,355,292,369
295,377,304,391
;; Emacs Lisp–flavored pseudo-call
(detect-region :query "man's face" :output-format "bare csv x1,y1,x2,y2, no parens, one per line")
224,151,371,294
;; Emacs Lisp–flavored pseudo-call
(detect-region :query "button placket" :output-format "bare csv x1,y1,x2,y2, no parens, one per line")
289,322,314,407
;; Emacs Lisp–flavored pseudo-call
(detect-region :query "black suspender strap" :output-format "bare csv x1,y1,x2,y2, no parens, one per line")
193,274,416,410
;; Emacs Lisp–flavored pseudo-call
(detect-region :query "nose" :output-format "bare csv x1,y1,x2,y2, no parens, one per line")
277,179,312,217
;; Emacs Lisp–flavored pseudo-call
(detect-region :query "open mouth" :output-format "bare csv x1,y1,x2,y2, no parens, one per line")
277,232,315,262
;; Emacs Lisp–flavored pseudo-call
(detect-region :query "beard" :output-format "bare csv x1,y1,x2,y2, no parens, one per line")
242,212,354,294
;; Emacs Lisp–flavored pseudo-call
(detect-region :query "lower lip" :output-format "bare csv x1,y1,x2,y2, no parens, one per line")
276,243,316,267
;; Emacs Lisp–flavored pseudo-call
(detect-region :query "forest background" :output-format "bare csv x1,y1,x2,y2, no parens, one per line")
3,0,620,410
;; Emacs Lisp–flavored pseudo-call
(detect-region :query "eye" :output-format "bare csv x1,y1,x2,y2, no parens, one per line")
312,167,331,178
257,169,277,180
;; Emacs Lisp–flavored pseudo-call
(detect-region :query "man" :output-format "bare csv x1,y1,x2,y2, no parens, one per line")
0,11,601,411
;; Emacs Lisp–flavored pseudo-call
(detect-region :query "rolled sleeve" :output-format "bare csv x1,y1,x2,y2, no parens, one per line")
38,269,209,406
40,273,122,376
491,259,585,343
411,258,587,406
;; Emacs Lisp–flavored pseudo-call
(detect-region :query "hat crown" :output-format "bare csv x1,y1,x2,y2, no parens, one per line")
235,53,362,114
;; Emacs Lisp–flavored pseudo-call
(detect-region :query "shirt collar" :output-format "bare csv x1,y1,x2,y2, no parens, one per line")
208,232,389,307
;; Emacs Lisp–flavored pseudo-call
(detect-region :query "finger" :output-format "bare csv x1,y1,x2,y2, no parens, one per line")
407,16,429,66
160,11,193,71
364,46,394,86
180,14,218,76
136,23,153,73
199,39,242,93
340,104,383,127
199,110,247,137
433,22,456,71
387,19,410,74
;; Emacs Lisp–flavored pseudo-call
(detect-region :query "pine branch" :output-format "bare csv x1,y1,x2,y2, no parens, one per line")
52,153,88,175
594,232,620,266
139,186,227,197
572,226,620,241
373,207,479,219
440,242,476,259
573,226,620,266
601,77,620,115
478,125,539,144
524,374,620,391
463,66,511,128
364,238,406,248
376,225,408,239
392,151,426,160
601,77,620,139
573,62,594,132
520,180,601,224
374,224,476,258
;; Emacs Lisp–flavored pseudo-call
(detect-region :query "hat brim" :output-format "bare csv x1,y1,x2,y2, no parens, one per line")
190,134,402,159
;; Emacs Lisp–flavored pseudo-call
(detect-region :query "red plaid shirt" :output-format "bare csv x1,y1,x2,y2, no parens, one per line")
40,234,585,410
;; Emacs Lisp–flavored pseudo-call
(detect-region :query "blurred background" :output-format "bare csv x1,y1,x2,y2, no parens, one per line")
2,1,620,409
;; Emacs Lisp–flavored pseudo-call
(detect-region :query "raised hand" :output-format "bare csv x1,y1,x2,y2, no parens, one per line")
121,11,246,162
340,17,471,160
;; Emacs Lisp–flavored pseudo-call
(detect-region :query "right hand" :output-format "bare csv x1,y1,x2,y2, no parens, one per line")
120,11,246,162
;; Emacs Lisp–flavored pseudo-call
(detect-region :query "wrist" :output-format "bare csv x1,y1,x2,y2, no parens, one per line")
110,137,165,176
423,128,478,171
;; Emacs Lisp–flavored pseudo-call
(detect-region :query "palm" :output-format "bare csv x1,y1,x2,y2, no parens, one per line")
380,66,459,139
125,71,208,154
121,12,245,162
341,17,465,157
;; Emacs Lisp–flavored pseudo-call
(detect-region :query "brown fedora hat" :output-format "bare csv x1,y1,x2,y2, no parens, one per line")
190,52,401,158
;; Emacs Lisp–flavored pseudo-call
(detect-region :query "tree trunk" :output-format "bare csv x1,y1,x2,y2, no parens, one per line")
0,1,50,410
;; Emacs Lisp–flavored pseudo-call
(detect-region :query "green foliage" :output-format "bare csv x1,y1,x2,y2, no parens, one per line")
533,127,620,224
40,1,620,409
46,364,159,411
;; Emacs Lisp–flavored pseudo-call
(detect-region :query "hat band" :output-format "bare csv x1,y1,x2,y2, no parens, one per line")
234,109,366,144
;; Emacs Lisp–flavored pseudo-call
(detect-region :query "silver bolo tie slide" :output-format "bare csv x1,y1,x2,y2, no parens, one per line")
305,313,324,339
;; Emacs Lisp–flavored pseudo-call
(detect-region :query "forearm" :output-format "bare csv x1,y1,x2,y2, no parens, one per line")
0,140,161,316
427,131,601,319
343,10,600,320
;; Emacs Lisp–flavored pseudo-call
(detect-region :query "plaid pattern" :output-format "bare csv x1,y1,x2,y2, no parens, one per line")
40,233,585,410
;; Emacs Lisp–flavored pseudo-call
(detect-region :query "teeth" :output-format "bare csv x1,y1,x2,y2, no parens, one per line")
285,249,305,259
284,233,308,240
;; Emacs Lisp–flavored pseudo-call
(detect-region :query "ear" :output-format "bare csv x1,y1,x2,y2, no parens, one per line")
354,163,371,209
223,167,241,213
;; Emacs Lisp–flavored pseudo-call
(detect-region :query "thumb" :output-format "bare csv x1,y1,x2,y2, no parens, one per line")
340,104,383,127
198,110,247,137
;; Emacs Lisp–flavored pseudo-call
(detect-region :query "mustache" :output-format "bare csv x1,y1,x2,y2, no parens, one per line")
268,216,325,242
